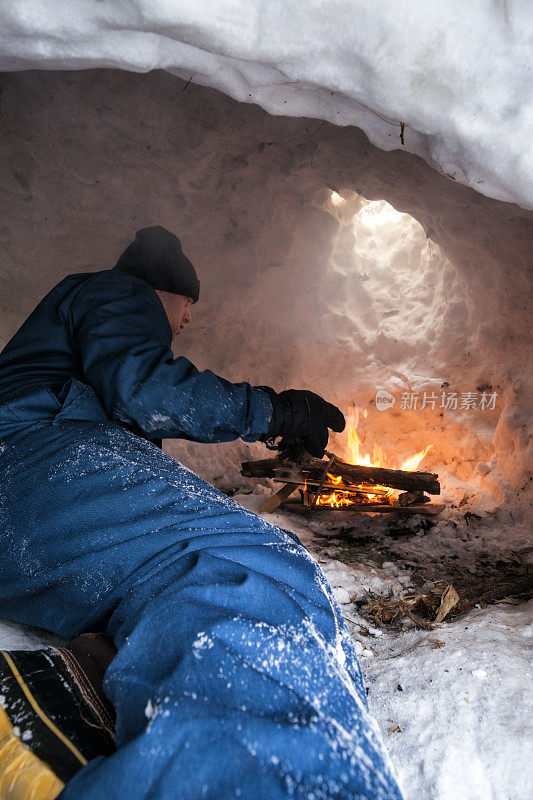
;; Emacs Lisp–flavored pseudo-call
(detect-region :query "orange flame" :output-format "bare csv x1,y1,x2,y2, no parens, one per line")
308,406,433,507
315,491,356,508
400,444,433,472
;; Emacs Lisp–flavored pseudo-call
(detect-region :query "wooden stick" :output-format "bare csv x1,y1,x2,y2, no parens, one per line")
313,455,335,507
281,501,445,516
273,478,391,497
259,483,297,514
242,457,440,495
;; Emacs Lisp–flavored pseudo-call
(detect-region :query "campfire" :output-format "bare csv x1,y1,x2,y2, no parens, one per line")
242,407,443,515
305,407,433,508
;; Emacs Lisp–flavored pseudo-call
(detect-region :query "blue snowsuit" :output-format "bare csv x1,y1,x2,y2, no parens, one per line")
0,270,402,799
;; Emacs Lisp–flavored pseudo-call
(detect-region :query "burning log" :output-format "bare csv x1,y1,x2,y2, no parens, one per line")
241,456,441,495
282,501,445,516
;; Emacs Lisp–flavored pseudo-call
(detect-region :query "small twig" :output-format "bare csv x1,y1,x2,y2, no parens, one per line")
361,105,404,127
324,449,348,463
400,122,405,145
182,76,193,91
313,455,335,506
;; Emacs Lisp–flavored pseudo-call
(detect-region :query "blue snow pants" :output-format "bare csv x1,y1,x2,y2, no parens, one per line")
0,381,403,800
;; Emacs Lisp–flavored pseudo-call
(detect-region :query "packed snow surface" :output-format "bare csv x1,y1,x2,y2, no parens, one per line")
1,1,533,208
239,492,533,800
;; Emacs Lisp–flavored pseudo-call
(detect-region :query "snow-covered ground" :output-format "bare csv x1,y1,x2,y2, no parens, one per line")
1,1,532,208
241,491,533,800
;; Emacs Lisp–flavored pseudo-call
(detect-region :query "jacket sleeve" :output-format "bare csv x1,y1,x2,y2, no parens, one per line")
67,272,272,443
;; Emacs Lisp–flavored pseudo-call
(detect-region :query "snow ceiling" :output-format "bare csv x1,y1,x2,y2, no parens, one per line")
0,1,532,517
2,0,533,208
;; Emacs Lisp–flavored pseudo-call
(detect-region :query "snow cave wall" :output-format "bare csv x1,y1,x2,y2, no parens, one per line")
0,69,531,517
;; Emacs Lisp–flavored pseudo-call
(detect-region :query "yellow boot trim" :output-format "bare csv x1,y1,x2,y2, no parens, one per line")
0,704,64,800
0,651,87,767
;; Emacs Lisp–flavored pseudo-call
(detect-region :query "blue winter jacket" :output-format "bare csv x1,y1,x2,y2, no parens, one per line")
0,270,272,442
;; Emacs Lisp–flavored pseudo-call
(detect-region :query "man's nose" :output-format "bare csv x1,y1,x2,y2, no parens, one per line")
183,307,192,325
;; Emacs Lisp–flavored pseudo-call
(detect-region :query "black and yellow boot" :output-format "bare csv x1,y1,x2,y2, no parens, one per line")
0,634,116,800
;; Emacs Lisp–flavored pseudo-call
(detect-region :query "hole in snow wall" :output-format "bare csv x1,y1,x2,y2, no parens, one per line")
0,70,531,517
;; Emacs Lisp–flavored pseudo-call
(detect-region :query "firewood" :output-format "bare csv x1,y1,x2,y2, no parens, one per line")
280,501,445,516
259,483,297,514
241,457,440,495
398,491,431,506
454,575,532,614
269,477,391,497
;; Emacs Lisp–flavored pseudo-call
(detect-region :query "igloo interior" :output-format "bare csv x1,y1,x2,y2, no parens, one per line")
0,17,532,800
1,69,531,515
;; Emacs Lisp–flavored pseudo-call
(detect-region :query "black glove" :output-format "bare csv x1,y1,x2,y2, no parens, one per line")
257,387,345,458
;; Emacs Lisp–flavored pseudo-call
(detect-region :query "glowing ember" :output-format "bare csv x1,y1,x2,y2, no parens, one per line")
315,491,355,507
309,406,432,507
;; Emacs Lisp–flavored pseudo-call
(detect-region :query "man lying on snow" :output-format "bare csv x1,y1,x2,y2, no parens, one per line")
0,227,403,800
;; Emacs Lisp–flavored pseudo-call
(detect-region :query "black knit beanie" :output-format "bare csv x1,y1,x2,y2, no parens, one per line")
114,226,200,302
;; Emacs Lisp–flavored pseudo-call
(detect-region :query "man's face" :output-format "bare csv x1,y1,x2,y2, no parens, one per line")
156,291,193,341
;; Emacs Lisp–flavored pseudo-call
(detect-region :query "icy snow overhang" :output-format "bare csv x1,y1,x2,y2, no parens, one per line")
1,0,532,209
